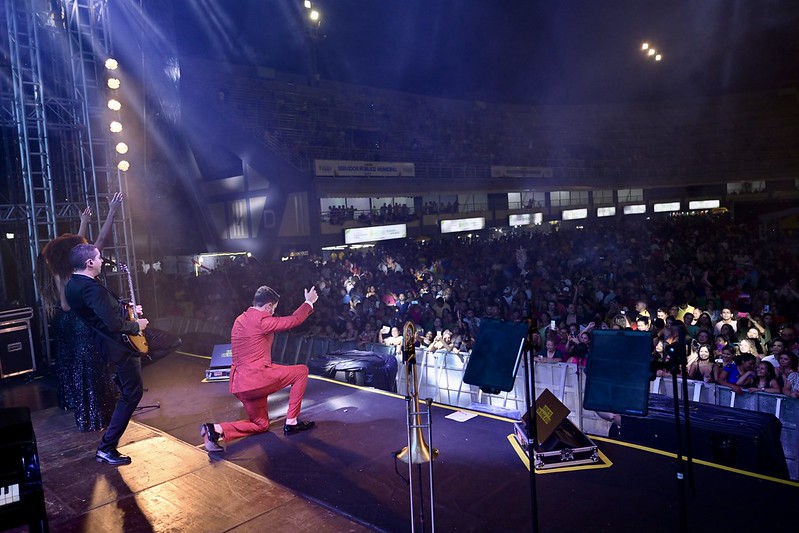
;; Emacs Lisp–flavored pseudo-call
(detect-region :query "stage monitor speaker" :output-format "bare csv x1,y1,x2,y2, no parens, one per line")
463,320,528,393
622,394,789,479
583,330,652,416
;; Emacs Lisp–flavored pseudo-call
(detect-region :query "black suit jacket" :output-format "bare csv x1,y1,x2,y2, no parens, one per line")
65,274,140,363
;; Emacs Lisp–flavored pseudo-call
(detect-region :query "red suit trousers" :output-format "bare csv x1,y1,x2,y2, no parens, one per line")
220,363,309,440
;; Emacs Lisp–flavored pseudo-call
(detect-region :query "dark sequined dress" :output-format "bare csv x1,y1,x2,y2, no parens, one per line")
53,310,116,431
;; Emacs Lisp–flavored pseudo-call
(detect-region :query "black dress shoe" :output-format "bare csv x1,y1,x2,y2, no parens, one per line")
200,423,224,452
96,449,132,466
284,420,315,435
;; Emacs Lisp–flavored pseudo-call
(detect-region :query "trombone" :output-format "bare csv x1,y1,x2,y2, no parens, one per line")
397,321,437,532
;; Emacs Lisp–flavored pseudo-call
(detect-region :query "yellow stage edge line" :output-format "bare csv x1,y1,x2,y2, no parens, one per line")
588,435,799,487
175,350,212,360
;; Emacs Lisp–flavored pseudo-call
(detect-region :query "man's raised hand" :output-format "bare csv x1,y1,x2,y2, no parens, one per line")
305,286,319,304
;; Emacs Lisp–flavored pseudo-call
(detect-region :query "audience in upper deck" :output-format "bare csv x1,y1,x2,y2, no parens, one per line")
142,214,799,396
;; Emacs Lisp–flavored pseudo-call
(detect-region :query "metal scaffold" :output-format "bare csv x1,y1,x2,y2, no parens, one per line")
1,0,138,365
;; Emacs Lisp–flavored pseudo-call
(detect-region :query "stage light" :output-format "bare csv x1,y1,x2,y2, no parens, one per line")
641,43,649,50
105,58,118,70
310,9,319,22
107,99,121,111
118,160,130,171
655,54,662,61
110,121,122,133
647,49,656,57
5,233,14,239
304,0,311,7
107,77,120,89
115,142,129,154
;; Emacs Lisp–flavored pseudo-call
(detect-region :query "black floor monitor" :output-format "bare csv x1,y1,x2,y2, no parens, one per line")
583,330,652,416
463,320,528,393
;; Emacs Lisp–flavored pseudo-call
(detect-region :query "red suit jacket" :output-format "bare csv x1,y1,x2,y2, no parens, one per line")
229,302,313,394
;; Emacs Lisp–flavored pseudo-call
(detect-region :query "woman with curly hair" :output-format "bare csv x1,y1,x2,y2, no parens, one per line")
41,193,122,431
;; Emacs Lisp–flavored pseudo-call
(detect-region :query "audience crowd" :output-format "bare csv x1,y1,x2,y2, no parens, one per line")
143,214,799,396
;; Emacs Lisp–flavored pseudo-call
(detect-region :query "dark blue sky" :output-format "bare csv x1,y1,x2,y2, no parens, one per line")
175,0,799,103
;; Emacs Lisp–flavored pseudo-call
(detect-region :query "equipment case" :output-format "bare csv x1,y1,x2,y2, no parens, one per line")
514,418,600,470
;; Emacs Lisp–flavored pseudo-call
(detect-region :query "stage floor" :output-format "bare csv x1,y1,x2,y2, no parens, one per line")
3,350,799,532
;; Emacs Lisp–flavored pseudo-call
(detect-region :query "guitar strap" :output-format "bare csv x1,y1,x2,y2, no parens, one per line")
85,321,141,358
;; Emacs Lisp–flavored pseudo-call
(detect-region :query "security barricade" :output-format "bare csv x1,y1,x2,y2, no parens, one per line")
273,332,799,480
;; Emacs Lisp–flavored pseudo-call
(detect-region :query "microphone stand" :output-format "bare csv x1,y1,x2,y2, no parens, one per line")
522,306,540,533
667,325,693,533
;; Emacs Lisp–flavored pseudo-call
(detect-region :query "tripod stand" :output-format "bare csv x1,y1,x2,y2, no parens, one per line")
664,324,695,533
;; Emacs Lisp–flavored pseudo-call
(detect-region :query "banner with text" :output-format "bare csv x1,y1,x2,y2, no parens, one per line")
316,160,416,177
344,223,408,245
491,166,553,178
440,217,486,234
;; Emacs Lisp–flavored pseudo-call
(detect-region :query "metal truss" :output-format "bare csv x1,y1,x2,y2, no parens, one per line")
2,0,137,364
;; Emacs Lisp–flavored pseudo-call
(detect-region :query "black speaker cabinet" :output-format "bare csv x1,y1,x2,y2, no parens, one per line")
0,307,36,379
583,330,652,416
621,394,788,479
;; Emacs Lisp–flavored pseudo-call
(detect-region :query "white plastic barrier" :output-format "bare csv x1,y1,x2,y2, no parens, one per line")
299,335,799,481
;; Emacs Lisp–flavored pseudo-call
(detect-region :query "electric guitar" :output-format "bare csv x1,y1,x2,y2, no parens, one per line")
120,263,149,354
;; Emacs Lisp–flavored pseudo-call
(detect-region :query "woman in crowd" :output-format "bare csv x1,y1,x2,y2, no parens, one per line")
745,326,767,356
340,320,358,342
537,337,564,363
450,325,473,355
565,330,591,366
737,338,762,361
380,325,403,355
420,330,435,351
693,329,712,347
748,361,781,394
717,353,757,393
715,334,731,355
778,352,799,395
718,323,737,346
357,322,377,348
428,329,457,353
695,312,714,333
687,343,715,383
713,344,736,384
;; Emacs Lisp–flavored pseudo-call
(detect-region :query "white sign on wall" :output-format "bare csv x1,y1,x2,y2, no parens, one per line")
440,217,485,234
315,160,415,177
344,224,407,244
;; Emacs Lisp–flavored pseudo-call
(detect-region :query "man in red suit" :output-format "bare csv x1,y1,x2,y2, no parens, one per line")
201,285,319,452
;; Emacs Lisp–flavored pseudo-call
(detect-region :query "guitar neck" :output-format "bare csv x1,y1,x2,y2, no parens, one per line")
121,264,138,319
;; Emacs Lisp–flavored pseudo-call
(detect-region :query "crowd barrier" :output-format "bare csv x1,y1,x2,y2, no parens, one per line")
225,331,799,481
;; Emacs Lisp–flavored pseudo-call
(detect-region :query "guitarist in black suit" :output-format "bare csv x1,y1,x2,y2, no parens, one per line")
65,243,149,466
